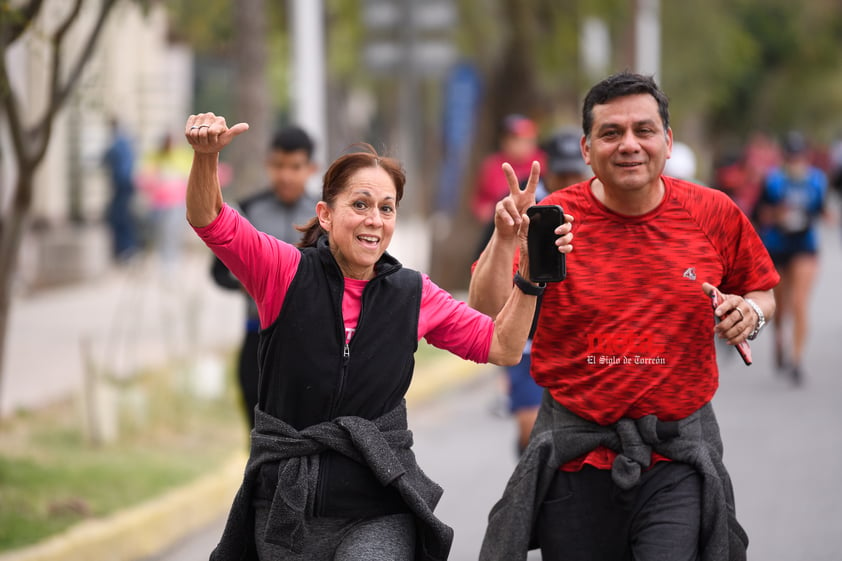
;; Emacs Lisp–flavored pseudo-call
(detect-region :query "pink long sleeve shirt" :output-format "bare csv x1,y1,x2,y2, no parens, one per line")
193,204,494,363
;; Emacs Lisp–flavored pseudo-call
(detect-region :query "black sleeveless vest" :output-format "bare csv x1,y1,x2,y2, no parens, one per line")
256,236,423,516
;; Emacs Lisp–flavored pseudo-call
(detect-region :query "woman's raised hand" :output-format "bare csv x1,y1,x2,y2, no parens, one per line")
185,112,249,154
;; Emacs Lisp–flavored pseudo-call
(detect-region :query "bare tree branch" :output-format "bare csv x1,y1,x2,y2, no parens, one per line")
0,36,30,172
0,0,45,47
30,0,118,163
55,0,86,38
27,0,84,153
0,0,126,414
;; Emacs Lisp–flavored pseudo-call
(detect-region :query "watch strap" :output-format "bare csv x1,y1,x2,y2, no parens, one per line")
513,272,546,296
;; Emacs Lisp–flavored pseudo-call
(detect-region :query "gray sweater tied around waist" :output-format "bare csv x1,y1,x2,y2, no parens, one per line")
209,400,453,561
479,391,748,561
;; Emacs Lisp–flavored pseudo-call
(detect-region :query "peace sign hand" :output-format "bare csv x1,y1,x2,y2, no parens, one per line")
492,160,541,241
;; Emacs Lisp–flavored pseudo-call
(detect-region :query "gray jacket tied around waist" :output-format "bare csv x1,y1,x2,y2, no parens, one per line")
210,400,453,561
479,391,748,561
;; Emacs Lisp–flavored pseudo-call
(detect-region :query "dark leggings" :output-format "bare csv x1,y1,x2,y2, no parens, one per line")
253,501,416,561
536,462,701,561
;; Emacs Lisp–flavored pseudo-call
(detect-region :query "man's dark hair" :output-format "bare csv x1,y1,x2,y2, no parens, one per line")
582,71,670,141
271,125,315,160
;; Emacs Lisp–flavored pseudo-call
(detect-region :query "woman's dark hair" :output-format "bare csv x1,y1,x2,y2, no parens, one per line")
297,143,405,248
582,71,670,142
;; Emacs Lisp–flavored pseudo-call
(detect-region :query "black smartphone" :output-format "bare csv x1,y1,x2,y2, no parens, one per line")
526,205,566,283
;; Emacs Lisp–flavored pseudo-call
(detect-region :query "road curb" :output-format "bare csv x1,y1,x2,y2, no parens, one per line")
1,353,491,561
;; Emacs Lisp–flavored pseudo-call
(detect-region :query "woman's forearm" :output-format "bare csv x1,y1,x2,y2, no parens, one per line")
468,230,518,319
183,113,249,227
487,276,538,366
186,152,224,227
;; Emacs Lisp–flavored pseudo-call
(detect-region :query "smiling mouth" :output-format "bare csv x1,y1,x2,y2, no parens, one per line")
616,162,643,168
357,234,380,247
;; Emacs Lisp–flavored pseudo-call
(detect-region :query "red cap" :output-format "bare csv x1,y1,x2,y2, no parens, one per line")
503,114,537,139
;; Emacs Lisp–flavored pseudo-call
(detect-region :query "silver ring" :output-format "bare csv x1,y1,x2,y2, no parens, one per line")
190,125,199,130
734,307,744,321
198,124,210,129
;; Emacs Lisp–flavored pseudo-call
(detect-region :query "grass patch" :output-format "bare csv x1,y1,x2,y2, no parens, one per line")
415,338,451,362
0,353,247,552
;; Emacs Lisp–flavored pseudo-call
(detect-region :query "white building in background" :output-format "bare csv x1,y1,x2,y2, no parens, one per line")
3,2,192,286
72,2,193,221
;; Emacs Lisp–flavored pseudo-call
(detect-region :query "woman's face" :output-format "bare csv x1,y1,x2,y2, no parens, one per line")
317,166,398,280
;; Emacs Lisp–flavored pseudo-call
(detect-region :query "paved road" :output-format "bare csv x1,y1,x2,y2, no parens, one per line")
148,224,842,561
710,221,842,561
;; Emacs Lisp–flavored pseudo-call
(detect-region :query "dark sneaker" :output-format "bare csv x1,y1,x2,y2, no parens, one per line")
790,364,803,386
775,342,785,370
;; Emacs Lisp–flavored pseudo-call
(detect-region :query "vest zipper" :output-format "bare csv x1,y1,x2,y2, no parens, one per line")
329,337,352,418
318,270,386,514
328,268,374,419
337,342,350,409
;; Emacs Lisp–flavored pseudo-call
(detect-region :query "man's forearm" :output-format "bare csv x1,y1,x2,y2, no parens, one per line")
744,288,776,331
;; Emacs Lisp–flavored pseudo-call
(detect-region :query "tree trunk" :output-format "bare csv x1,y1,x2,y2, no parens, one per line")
227,0,270,200
429,0,544,290
486,0,540,127
0,170,34,416
0,0,120,418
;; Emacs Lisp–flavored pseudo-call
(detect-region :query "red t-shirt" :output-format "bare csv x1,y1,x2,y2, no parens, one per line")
529,177,779,470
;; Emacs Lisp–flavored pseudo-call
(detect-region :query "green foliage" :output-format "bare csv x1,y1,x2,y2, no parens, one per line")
530,1,581,96
326,0,365,83
661,0,842,142
167,0,842,150
164,0,235,52
165,0,291,117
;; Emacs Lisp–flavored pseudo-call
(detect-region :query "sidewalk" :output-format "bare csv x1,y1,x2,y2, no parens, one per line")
0,241,491,561
1,244,244,417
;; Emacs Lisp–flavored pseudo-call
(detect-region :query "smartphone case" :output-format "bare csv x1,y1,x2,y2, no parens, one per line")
526,205,566,283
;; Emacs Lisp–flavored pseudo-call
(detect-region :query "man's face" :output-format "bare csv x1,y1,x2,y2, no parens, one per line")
266,149,316,204
581,93,672,196
501,134,538,164
783,152,811,180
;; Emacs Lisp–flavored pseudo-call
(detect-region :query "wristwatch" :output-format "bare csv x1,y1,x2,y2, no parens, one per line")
513,272,546,296
744,298,766,340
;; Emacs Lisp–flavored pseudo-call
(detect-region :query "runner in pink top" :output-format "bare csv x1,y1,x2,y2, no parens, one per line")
183,112,575,561
194,203,499,363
